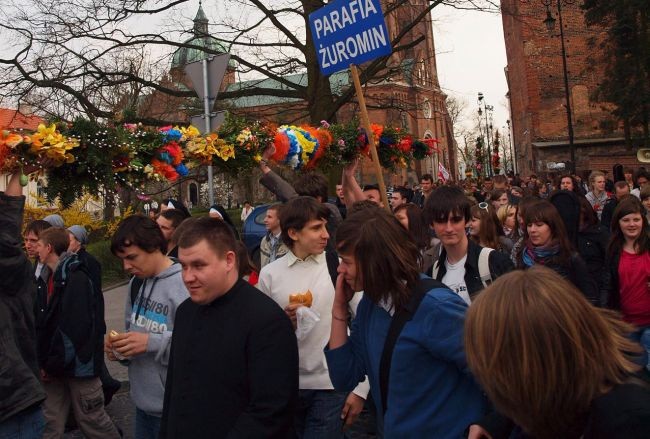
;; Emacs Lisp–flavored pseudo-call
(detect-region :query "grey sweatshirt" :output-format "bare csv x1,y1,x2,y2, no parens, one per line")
123,263,189,416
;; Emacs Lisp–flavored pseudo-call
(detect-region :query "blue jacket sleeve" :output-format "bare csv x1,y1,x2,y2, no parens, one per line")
418,289,471,373
324,299,368,392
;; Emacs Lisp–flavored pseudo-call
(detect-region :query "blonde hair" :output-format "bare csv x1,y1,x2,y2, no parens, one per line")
465,266,640,438
496,204,515,225
588,170,605,191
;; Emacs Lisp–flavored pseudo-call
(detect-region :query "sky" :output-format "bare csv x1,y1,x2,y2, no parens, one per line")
431,4,510,140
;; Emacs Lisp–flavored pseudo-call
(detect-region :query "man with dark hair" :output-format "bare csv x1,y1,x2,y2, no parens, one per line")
260,204,289,268
25,219,52,279
492,174,508,190
106,215,189,439
601,181,631,230
240,200,254,223
34,227,120,438
361,184,384,207
258,197,368,437
390,187,410,210
424,186,513,302
631,169,650,199
160,217,298,438
412,174,434,208
0,172,46,438
156,209,187,258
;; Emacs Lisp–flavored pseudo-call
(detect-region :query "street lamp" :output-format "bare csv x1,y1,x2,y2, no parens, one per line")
542,0,576,174
478,92,494,176
506,119,516,173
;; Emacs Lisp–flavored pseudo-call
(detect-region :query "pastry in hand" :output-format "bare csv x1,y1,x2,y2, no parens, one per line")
109,330,120,339
289,290,313,307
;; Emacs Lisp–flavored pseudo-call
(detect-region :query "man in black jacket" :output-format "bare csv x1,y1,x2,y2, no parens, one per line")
35,227,120,438
424,186,513,302
160,217,298,438
0,172,46,437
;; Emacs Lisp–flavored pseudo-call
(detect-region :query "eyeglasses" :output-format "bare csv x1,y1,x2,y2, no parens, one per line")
478,202,489,211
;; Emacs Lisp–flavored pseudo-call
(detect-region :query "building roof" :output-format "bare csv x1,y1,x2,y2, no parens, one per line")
225,70,351,108
0,108,43,130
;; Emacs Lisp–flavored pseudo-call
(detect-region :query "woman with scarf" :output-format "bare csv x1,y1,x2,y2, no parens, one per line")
514,200,599,305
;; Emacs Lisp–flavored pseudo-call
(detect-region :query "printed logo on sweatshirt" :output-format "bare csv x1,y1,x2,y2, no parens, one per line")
131,297,170,333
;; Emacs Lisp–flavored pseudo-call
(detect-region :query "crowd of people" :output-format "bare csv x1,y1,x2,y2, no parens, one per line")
1,154,650,439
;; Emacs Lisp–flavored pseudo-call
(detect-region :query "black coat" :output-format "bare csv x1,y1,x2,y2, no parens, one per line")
0,192,46,422
35,253,104,378
435,239,514,299
480,375,650,439
160,279,298,438
578,225,609,302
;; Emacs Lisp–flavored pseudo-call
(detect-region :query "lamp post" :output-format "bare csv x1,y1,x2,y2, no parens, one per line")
506,119,516,173
478,92,494,176
542,0,576,174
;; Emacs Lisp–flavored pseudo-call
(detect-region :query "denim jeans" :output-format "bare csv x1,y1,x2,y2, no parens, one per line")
631,326,650,371
135,408,161,439
0,406,45,439
295,389,347,439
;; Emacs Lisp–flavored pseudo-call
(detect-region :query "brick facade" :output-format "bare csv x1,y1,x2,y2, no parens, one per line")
501,0,643,178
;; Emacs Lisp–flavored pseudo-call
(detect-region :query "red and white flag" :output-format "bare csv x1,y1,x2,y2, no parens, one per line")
438,162,450,182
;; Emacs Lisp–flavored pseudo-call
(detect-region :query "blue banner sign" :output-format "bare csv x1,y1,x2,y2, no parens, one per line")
309,0,392,76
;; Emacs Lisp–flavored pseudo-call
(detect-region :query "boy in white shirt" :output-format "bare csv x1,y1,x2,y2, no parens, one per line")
258,196,367,438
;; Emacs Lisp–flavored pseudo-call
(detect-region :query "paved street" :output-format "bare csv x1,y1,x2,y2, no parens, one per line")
103,282,130,383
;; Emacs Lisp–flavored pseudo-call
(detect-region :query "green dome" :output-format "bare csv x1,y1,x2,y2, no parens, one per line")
171,35,229,68
171,4,231,69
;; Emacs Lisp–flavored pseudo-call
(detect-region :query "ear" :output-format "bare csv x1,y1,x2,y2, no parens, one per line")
287,228,299,243
225,250,237,271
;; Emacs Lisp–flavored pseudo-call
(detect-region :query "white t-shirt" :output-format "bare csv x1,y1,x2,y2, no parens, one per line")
442,255,470,305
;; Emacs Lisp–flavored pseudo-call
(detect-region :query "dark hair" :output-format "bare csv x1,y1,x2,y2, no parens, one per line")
279,196,330,248
392,186,411,202
578,196,599,229
348,200,382,215
512,196,541,240
177,217,238,259
470,203,504,250
423,185,471,224
25,219,52,237
293,173,328,202
421,174,434,183
607,196,650,258
160,208,188,228
235,240,257,278
39,227,70,256
337,209,420,311
613,181,629,193
555,173,583,195
394,203,429,249
362,184,380,193
110,215,167,255
489,189,507,202
518,201,574,266
633,169,650,186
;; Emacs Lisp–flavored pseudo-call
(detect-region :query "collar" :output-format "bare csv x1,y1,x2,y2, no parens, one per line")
286,250,325,267
438,239,483,271
206,278,244,307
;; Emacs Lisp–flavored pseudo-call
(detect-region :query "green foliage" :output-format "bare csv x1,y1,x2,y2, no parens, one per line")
583,0,650,142
86,239,129,287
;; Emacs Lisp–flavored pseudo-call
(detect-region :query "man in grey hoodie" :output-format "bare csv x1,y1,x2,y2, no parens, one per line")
106,215,189,439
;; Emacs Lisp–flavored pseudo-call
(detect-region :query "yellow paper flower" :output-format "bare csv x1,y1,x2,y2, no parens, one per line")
215,144,235,161
29,123,80,166
180,125,201,141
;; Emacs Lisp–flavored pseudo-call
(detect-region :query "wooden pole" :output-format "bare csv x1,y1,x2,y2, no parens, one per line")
349,64,391,211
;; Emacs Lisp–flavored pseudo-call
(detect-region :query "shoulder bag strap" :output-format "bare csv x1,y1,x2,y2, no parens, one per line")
478,247,494,287
379,277,444,415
